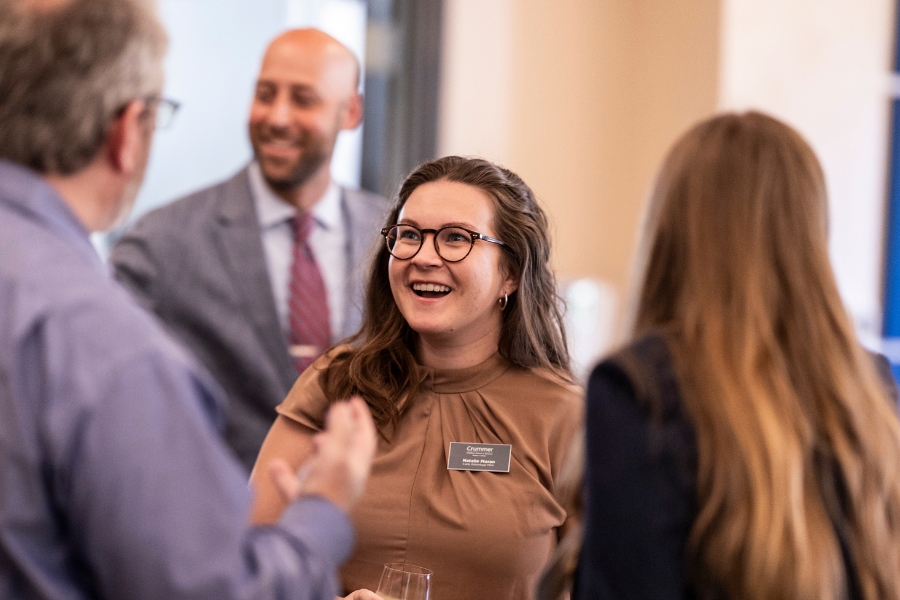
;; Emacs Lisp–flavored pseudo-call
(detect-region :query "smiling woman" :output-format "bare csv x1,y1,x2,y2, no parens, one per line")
385,179,516,366
250,156,583,600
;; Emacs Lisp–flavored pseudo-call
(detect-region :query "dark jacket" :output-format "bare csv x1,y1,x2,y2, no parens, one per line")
576,332,897,600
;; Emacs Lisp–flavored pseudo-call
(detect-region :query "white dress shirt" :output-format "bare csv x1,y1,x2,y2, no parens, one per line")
248,161,347,342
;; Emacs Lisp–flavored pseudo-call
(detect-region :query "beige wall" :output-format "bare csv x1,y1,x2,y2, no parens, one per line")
439,0,894,345
718,0,895,345
439,0,720,309
439,0,515,165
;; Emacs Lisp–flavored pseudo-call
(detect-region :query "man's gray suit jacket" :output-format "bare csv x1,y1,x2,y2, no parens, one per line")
110,166,390,472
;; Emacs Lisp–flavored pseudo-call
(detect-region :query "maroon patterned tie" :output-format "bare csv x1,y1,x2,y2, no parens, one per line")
288,212,331,374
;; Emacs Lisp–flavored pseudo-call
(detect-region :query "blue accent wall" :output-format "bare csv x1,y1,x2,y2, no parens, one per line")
882,99,900,337
880,3,900,382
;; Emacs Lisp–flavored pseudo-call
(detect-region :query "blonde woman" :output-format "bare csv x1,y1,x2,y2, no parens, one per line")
577,112,900,600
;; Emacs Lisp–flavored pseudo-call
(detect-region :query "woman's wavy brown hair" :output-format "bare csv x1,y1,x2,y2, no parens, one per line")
320,156,571,433
629,111,900,600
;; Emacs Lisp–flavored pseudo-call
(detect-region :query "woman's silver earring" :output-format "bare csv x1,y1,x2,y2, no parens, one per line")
499,293,508,311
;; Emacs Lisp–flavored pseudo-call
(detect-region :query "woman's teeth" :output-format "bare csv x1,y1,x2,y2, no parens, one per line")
412,283,450,293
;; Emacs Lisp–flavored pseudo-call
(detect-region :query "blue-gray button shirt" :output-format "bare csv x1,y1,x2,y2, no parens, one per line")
0,159,353,600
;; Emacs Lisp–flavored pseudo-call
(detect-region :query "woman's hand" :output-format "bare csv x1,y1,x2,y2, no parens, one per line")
339,589,382,600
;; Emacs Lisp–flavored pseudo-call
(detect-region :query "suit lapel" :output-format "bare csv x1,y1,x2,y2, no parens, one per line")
214,168,298,389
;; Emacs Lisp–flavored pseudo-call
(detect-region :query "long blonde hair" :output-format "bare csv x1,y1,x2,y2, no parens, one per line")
631,111,900,600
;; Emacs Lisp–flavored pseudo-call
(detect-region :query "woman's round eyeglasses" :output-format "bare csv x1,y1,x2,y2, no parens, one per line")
381,224,506,262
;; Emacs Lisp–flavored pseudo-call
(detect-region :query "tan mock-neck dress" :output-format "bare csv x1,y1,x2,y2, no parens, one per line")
276,351,583,600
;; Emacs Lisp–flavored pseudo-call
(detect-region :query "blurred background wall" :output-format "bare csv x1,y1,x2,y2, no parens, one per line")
125,0,897,376
440,0,896,370
718,0,894,351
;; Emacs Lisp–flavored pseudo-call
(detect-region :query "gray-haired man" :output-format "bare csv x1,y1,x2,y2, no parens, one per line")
0,1,375,599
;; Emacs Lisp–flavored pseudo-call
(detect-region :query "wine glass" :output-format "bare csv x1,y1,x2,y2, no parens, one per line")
375,563,432,600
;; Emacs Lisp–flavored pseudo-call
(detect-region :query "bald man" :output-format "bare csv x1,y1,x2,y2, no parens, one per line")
111,29,390,472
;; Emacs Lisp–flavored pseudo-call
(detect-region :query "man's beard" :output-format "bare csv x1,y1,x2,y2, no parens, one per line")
252,130,331,191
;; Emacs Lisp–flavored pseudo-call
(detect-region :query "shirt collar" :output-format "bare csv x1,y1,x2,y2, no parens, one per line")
0,159,104,273
249,161,341,231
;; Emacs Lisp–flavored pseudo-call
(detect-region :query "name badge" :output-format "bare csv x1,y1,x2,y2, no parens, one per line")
447,442,511,473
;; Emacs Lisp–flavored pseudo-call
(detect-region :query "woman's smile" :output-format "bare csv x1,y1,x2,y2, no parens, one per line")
410,281,452,298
